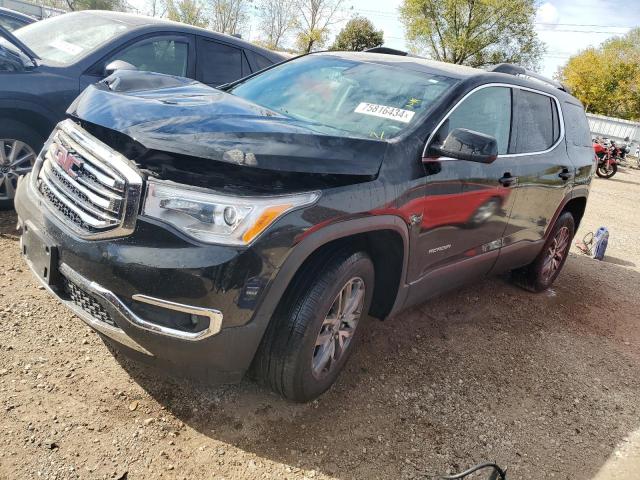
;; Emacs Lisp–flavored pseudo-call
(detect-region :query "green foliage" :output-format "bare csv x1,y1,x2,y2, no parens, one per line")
330,16,383,51
166,0,208,28
65,0,128,11
557,28,640,120
295,28,327,53
294,0,343,53
256,0,296,50
209,0,250,35
399,0,544,69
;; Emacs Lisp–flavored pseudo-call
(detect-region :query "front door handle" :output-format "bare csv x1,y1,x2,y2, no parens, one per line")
499,172,517,187
559,168,572,181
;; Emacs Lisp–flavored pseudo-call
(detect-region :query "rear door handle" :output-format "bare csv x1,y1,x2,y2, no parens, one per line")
559,168,572,181
499,172,517,187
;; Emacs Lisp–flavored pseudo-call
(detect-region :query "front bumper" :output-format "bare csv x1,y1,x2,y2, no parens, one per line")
14,173,283,383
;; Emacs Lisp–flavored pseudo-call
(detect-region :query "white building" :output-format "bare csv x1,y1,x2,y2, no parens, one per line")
0,0,64,19
587,113,640,145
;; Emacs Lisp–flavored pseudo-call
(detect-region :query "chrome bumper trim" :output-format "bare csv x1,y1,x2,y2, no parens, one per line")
59,264,223,342
132,294,223,340
21,251,152,355
64,292,154,356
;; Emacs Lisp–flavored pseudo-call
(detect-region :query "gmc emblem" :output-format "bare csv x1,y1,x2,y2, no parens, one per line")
54,144,82,179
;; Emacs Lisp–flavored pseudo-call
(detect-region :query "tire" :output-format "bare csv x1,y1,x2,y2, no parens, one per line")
596,162,617,178
253,249,375,402
511,211,575,292
0,119,44,209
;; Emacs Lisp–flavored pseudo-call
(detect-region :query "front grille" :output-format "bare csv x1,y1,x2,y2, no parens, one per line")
64,277,117,328
35,120,142,239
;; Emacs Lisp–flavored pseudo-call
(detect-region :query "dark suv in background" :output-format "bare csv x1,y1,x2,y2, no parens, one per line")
0,10,284,206
15,52,594,402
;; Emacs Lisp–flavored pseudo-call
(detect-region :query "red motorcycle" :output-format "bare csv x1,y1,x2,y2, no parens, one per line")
593,141,617,178
611,139,631,167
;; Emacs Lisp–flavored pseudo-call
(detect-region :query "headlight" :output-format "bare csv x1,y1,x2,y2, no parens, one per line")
142,179,320,245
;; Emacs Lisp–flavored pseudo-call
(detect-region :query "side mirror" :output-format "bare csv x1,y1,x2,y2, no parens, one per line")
429,128,498,164
104,60,137,77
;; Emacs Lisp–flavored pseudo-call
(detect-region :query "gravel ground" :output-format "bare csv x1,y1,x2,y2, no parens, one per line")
1,168,640,480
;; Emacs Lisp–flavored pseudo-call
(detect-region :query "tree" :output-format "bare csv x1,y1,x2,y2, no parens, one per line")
557,28,640,120
256,0,296,50
166,0,208,27
209,0,250,36
145,0,167,17
399,0,544,69
64,0,127,10
33,0,69,10
330,16,383,51
294,0,343,53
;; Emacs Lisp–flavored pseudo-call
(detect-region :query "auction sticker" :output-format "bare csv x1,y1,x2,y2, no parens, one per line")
50,39,83,56
354,103,416,123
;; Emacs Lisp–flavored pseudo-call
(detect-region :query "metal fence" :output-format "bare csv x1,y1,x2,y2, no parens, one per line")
0,0,64,19
587,113,640,144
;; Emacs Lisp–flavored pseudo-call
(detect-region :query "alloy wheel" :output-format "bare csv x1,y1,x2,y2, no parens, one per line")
0,139,36,201
311,277,365,380
541,226,570,282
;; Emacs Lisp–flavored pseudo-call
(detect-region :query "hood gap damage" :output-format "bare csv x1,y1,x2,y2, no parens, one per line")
80,121,376,195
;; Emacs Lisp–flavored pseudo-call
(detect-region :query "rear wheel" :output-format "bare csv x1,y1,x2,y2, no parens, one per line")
0,120,43,209
253,249,374,402
511,211,575,292
596,162,617,178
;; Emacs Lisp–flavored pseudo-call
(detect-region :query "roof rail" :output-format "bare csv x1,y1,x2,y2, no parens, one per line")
364,47,410,56
488,63,570,93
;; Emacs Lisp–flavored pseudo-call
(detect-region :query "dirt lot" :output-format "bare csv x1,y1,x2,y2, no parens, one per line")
2,168,640,480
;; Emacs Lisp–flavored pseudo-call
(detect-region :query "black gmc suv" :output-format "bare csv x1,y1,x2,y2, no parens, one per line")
15,52,594,402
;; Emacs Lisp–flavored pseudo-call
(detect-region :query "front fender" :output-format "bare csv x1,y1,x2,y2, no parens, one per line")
242,215,410,366
0,97,59,125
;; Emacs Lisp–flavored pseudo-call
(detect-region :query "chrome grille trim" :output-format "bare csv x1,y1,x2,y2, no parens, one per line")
32,120,142,239
45,159,121,213
40,178,116,230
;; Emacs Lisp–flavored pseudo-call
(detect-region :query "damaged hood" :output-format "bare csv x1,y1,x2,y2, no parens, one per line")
68,71,386,176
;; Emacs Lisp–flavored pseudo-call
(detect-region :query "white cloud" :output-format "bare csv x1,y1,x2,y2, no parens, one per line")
537,2,559,26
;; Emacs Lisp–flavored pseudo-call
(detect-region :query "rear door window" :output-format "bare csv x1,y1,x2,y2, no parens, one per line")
514,90,560,153
437,86,512,155
253,53,273,71
196,38,244,86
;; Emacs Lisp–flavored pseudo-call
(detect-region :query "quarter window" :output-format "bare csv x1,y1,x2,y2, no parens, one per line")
563,102,591,147
514,90,560,153
437,86,512,155
111,39,188,77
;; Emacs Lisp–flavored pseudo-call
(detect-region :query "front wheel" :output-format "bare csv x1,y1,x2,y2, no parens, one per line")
0,120,43,209
511,211,575,292
253,249,374,402
596,162,617,178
